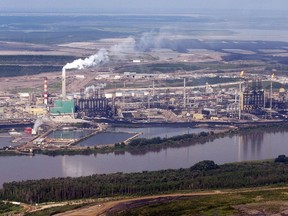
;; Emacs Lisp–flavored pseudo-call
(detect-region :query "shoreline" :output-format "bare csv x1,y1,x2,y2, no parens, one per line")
1,120,288,157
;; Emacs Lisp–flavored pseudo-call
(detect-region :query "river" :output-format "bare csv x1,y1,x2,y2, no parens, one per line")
106,126,209,139
0,127,287,187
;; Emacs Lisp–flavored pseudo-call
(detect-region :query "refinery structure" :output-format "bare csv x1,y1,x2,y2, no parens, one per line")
16,65,288,125
1,47,288,154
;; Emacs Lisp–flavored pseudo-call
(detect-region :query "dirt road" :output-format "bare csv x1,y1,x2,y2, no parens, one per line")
54,186,288,216
55,191,224,216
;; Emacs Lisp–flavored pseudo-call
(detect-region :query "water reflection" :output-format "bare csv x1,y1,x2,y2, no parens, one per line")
48,130,92,139
235,130,284,162
1,128,288,187
61,155,95,177
107,127,210,139
77,132,136,146
241,131,264,159
0,133,13,148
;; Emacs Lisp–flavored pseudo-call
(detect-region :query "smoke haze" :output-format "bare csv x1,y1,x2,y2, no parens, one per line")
110,37,135,55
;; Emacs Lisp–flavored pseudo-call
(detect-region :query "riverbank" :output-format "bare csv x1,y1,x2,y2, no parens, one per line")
7,185,288,216
2,157,288,204
2,121,288,157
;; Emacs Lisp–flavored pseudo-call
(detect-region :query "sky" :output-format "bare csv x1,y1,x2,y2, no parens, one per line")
0,0,287,13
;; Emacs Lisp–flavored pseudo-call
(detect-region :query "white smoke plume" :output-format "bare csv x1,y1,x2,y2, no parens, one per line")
62,49,109,99
84,83,106,95
63,48,109,71
33,118,43,133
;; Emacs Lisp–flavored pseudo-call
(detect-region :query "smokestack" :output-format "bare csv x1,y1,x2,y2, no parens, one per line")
184,78,186,108
62,69,66,100
152,79,155,97
44,77,48,105
80,88,84,99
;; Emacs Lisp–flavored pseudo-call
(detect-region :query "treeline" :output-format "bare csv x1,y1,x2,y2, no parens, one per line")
115,63,201,73
128,131,213,150
0,55,76,77
0,65,62,77
2,159,288,203
0,55,75,65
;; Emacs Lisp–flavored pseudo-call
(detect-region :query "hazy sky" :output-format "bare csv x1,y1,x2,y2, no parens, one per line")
0,0,287,13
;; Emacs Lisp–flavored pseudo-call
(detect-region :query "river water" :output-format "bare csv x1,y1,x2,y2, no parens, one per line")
76,126,211,146
106,126,209,139
0,127,287,187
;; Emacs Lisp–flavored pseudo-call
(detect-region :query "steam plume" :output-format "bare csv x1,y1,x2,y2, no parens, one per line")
62,49,109,99
63,49,109,71
32,118,43,134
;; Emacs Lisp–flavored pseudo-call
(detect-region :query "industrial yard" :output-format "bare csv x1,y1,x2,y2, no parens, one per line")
1,55,288,155
0,13,287,156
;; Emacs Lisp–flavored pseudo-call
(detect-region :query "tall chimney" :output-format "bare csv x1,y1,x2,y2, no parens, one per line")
183,78,186,108
44,77,48,105
62,69,66,100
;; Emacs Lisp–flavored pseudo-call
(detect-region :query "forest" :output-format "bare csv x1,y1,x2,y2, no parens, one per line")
0,55,76,77
1,157,288,204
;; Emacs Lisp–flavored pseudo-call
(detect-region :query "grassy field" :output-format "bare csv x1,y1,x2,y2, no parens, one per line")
24,203,90,216
114,188,288,216
22,187,288,216
0,201,23,216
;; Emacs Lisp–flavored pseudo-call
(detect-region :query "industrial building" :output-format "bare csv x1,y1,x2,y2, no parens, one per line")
50,100,75,115
74,86,112,118
243,90,265,112
75,98,110,117
242,79,265,113
22,67,286,122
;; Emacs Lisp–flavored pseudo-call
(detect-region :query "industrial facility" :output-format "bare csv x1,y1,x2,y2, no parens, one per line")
75,86,111,118
11,68,288,124
0,60,288,155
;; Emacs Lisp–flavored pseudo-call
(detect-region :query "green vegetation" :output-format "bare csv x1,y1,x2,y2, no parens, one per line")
115,61,263,74
0,151,30,157
275,155,288,163
2,158,288,204
118,189,288,216
119,195,237,216
0,201,23,215
0,55,75,64
34,147,99,156
115,63,201,73
24,203,90,216
190,160,219,171
0,65,61,77
0,55,77,77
